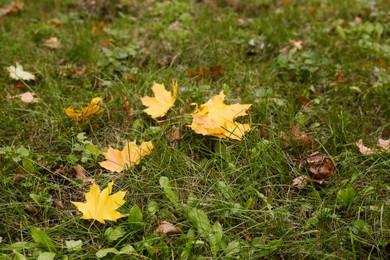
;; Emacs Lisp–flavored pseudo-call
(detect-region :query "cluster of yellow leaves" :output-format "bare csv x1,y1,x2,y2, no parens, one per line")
99,141,154,173
140,81,178,118
65,97,104,122
188,91,252,140
71,181,126,224
69,82,252,223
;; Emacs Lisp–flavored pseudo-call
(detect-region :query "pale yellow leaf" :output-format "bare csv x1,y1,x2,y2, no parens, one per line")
290,39,303,50
71,181,126,224
99,141,153,173
7,63,35,81
44,37,61,49
140,81,178,118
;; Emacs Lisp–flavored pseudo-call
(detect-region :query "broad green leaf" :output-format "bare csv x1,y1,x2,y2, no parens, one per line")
104,227,126,242
188,208,211,239
337,187,356,208
96,248,119,258
37,252,56,260
128,205,144,229
13,250,27,260
65,240,82,252
119,244,136,254
30,227,56,252
147,200,159,216
159,176,179,207
209,221,223,257
217,181,233,203
22,159,37,173
224,241,241,257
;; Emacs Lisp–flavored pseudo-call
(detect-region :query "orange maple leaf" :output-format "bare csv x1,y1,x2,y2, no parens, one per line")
71,181,126,224
188,91,251,140
140,81,178,118
99,141,153,173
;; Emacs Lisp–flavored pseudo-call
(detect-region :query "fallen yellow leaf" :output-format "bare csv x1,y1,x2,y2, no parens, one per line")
7,63,35,81
188,91,251,140
290,39,303,50
65,97,104,121
44,37,61,49
140,81,178,118
71,181,126,224
99,141,153,173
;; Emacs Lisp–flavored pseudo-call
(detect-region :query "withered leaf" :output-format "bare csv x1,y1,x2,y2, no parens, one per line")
154,221,181,235
166,125,182,142
73,165,94,186
306,152,335,180
306,151,323,164
187,64,224,82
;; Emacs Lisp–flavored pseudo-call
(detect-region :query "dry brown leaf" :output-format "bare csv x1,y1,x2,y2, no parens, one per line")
54,200,64,209
356,138,390,155
166,126,182,142
123,96,133,124
0,1,24,17
291,176,308,189
155,221,181,235
335,72,347,84
376,139,390,151
292,175,326,189
73,165,94,186
356,139,373,155
306,151,323,164
281,126,312,146
44,37,61,49
187,64,224,82
306,152,335,180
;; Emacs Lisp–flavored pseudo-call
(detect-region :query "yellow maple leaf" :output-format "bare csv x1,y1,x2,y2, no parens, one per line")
71,181,126,224
99,141,154,173
65,97,104,121
140,81,178,118
188,91,252,140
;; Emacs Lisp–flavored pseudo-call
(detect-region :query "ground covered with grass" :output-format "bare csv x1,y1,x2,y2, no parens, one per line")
1,0,389,259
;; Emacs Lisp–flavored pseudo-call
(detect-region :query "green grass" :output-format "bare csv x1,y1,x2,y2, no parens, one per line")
0,0,389,259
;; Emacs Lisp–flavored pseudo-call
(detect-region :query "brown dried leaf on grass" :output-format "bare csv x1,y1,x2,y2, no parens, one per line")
356,138,390,155
280,126,313,146
73,165,95,186
155,221,181,235
166,126,182,142
0,1,23,17
292,151,335,188
291,175,327,188
187,64,224,82
307,151,335,179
